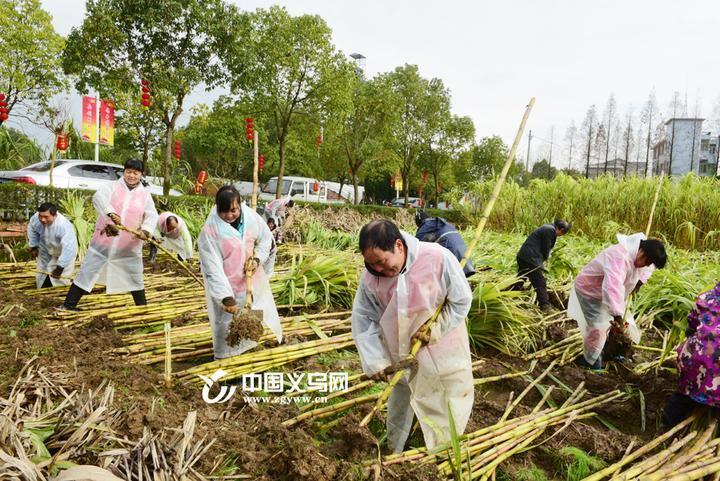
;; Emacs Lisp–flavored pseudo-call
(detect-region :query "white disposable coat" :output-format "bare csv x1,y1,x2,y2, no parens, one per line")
154,212,194,260
27,212,77,288
264,196,292,226
198,203,282,359
73,179,158,294
352,233,473,453
567,233,654,364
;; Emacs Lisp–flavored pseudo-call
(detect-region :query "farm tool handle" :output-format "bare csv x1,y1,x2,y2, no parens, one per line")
115,224,204,287
359,97,536,428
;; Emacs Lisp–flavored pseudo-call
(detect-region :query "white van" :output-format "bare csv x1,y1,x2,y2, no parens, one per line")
258,176,363,204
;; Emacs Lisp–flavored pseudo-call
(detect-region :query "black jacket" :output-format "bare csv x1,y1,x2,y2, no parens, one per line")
516,224,557,267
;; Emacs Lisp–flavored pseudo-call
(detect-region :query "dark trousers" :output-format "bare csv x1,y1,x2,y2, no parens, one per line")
517,257,550,308
662,392,700,430
41,275,53,288
63,283,147,308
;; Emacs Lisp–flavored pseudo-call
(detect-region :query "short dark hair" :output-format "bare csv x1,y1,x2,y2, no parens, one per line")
639,238,667,269
215,185,242,213
166,215,178,227
123,159,144,172
414,210,429,228
38,202,57,215
554,219,572,233
359,220,404,252
286,199,295,208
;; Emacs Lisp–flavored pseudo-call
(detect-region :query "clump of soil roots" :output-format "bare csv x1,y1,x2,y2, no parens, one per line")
226,310,264,346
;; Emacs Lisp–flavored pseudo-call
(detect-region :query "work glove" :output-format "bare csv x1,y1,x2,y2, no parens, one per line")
135,229,151,241
50,266,64,279
244,257,260,274
29,247,39,259
105,224,120,236
148,244,158,263
610,315,625,333
222,297,239,314
108,213,121,225
411,329,431,346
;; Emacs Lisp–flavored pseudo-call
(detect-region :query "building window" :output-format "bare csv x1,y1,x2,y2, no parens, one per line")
701,139,709,151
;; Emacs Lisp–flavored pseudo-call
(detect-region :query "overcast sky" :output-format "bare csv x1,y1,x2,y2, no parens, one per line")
22,0,720,166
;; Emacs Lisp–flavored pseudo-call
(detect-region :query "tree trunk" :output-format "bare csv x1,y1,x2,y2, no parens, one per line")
275,138,286,199
352,172,359,205
585,126,593,179
644,113,652,177
604,118,611,173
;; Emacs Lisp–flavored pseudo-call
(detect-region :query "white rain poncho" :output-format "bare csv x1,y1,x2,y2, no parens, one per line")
263,196,292,226
154,212,194,260
567,233,655,364
198,203,282,359
352,232,473,453
73,179,158,294
27,212,78,288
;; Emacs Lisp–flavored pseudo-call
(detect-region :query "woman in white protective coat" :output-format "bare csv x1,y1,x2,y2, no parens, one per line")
198,185,282,359
27,202,77,288
61,159,158,310
150,212,194,261
352,220,474,454
567,233,667,370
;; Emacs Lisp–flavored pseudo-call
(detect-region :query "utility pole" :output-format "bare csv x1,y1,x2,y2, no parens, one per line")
525,129,532,172
548,126,554,167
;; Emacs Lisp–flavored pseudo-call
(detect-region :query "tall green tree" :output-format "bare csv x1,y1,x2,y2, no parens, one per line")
469,135,523,181
62,0,240,198
0,0,67,126
226,6,353,198
383,64,450,206
419,114,475,206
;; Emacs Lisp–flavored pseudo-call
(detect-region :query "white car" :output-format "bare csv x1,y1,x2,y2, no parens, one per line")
0,160,181,196
390,197,422,208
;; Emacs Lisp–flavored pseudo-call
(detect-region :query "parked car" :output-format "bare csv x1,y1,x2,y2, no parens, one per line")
390,197,422,208
0,160,181,196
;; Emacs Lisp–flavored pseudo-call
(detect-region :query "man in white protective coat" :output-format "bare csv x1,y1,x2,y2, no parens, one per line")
150,212,194,262
352,219,474,453
27,202,77,289
567,233,667,370
198,185,282,359
61,159,158,310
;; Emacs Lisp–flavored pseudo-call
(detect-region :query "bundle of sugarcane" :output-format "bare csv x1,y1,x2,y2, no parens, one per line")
178,332,356,382
117,311,352,365
525,330,584,365
580,410,720,481
369,386,624,480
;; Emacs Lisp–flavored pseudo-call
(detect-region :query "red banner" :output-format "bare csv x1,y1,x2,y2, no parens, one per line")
99,100,114,146
81,96,97,143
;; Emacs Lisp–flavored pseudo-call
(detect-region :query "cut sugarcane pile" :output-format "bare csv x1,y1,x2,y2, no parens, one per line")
525,330,583,365
116,311,351,364
283,360,489,428
178,332,356,382
0,358,223,480
366,384,625,480
581,412,720,481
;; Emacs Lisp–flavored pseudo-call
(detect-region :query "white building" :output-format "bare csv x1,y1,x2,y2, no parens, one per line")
653,118,718,177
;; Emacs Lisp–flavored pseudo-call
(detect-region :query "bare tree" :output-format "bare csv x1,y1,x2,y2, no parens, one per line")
602,93,616,173
667,91,683,175
622,110,634,176
689,95,701,173
640,91,658,177
581,105,597,178
564,120,577,170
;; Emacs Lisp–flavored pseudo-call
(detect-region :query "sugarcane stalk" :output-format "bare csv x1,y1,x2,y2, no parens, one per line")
164,320,172,388
282,393,380,427
359,99,536,428
580,414,696,481
500,361,555,422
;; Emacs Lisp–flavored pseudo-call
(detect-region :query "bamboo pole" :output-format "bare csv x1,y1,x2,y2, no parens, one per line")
359,97,536,428
252,129,259,210
645,172,664,236
164,320,172,388
115,224,203,286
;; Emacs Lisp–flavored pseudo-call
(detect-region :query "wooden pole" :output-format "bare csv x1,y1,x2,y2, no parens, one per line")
164,320,172,388
359,98,536,428
252,130,259,210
